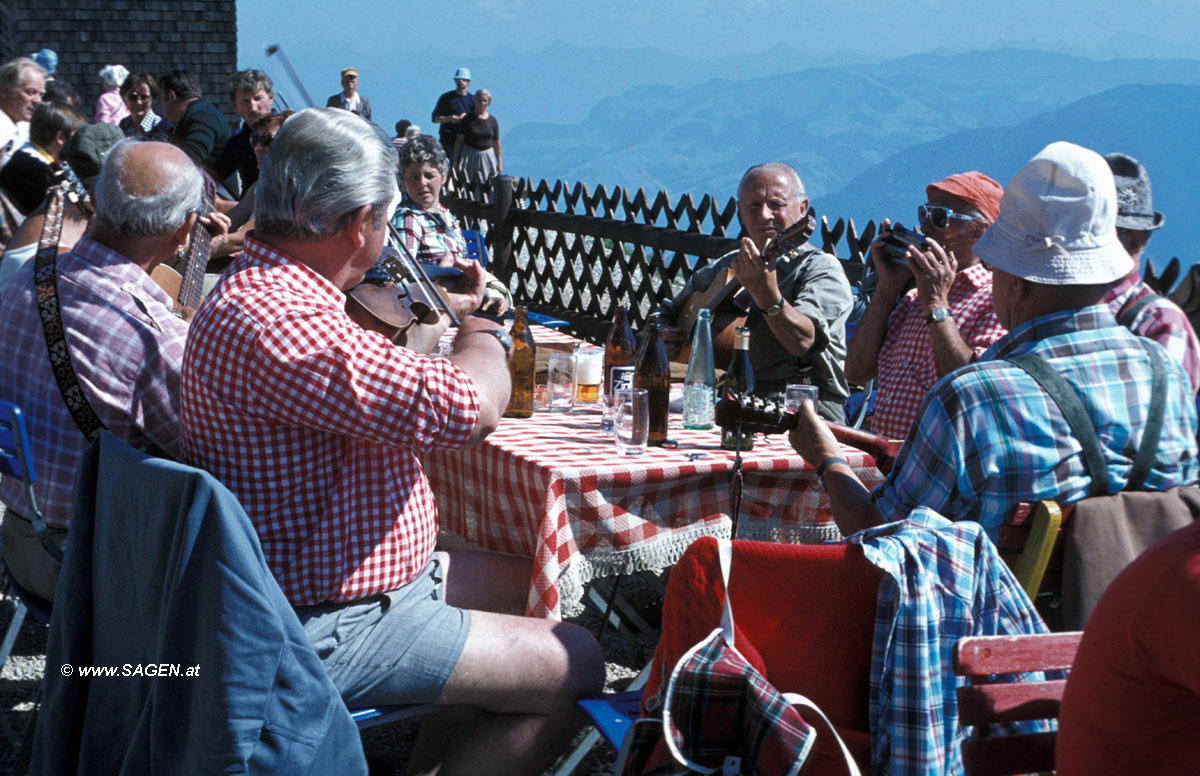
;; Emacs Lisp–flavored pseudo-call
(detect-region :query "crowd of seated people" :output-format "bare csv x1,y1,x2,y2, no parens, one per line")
2,48,1200,774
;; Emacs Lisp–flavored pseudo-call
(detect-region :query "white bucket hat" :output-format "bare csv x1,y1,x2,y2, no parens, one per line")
974,141,1133,285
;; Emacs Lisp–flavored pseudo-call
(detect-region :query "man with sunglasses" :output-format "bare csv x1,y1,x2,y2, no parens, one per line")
1100,152,1200,394
845,172,1006,440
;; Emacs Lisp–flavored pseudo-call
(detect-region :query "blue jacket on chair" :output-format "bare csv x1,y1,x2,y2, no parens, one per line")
32,432,367,775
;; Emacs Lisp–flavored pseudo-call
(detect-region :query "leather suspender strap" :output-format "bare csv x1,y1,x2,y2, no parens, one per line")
1005,352,1109,497
33,187,106,442
1006,343,1167,497
1115,291,1160,330
1126,344,1167,492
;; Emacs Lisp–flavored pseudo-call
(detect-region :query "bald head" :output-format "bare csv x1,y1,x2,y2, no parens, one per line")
93,140,203,238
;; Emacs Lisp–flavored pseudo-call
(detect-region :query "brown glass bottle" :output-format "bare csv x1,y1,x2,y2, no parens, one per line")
720,326,755,451
503,306,536,418
634,313,671,446
604,304,637,395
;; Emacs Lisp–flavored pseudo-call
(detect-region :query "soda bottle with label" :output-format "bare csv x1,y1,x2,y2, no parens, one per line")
603,304,637,395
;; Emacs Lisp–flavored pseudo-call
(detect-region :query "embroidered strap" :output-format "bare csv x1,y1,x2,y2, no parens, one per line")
33,188,106,442
1006,344,1166,496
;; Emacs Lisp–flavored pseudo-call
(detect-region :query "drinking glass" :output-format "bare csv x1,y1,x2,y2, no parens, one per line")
613,388,649,455
547,353,577,413
785,384,819,413
599,393,616,431
573,345,604,404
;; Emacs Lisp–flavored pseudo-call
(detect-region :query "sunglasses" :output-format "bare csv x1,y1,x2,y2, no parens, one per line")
918,204,985,231
126,92,152,102
251,132,275,148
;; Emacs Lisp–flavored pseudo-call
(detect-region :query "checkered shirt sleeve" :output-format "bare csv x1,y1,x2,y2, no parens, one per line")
873,305,1200,541
872,263,1006,440
1106,277,1200,394
393,203,466,265
180,237,480,604
0,237,187,526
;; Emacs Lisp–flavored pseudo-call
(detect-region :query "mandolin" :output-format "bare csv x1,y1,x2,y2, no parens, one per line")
673,210,816,366
714,395,902,474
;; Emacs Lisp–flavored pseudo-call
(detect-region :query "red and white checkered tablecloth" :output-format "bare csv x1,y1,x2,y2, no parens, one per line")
437,323,580,351
423,404,886,619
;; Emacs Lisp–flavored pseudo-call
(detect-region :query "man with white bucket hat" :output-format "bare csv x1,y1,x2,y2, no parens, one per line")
789,141,1199,539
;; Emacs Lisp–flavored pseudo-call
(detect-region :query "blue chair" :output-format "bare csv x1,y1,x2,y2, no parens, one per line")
0,401,56,674
550,667,650,775
461,228,489,268
350,702,438,730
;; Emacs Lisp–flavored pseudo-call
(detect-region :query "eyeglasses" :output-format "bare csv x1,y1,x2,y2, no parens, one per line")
126,92,152,103
251,132,275,148
918,204,986,231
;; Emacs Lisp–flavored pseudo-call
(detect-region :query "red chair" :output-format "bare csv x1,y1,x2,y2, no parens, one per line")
953,631,1082,776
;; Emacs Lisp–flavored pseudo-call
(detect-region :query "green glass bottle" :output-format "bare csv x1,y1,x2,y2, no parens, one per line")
720,326,755,451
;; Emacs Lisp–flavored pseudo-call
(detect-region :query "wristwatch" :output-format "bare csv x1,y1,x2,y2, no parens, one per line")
764,298,785,318
479,328,513,358
925,306,952,325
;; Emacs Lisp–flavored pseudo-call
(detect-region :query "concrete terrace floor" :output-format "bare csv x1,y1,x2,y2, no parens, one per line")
0,566,662,775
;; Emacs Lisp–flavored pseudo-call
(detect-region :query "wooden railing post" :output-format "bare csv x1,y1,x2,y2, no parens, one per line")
492,175,515,278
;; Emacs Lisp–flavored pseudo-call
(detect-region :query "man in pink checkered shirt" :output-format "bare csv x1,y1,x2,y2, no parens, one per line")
179,108,603,776
0,139,214,603
844,172,1007,440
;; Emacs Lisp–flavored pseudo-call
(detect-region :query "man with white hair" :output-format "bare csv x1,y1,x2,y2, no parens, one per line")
790,141,1199,540
179,108,604,776
0,56,46,169
0,140,212,602
658,161,853,420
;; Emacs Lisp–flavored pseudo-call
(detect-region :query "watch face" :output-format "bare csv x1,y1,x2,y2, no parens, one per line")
931,307,950,322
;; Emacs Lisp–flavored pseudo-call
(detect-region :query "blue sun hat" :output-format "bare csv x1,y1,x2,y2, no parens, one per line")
31,48,58,75
453,67,471,81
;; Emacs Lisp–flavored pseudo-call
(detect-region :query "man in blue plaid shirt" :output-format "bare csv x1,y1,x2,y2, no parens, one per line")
791,140,1199,541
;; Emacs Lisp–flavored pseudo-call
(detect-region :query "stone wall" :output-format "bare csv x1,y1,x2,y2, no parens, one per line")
2,0,239,126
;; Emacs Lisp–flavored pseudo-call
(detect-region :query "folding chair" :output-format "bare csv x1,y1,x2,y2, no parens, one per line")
997,500,1069,601
0,401,57,674
461,228,489,268
953,631,1083,776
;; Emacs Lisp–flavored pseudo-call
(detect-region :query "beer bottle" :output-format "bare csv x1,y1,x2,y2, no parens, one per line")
720,326,755,451
503,306,536,418
603,304,637,395
634,313,671,446
682,308,717,430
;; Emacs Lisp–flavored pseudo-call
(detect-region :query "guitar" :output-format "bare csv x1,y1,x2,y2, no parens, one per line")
714,395,902,474
150,172,216,314
673,210,816,366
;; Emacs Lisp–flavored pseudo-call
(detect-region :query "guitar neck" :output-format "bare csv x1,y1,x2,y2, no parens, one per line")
826,424,902,475
177,178,215,311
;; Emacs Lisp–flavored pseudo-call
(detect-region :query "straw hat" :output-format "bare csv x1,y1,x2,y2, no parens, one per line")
974,141,1133,285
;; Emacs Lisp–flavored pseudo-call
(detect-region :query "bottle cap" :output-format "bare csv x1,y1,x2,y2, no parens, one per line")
734,326,751,349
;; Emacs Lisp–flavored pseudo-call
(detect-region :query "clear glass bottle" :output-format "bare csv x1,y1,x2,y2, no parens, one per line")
682,308,716,430
720,326,755,451
503,306,536,418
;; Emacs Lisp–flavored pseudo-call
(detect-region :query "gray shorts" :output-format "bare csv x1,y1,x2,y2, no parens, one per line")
295,554,471,707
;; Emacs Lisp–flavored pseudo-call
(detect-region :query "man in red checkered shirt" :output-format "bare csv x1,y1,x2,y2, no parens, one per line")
179,108,603,776
844,172,1007,440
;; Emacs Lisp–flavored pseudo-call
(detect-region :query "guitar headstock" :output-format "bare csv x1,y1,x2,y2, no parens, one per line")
762,210,816,263
714,395,796,435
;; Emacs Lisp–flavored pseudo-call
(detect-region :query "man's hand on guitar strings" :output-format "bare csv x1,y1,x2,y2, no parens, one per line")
732,236,781,311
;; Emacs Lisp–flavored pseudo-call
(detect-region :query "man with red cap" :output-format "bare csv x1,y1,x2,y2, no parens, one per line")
844,171,1006,439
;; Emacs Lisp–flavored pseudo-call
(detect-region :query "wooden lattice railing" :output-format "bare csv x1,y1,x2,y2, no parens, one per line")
444,171,1192,342
444,172,879,342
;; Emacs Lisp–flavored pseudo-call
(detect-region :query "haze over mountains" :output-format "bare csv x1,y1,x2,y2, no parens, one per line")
264,38,1199,266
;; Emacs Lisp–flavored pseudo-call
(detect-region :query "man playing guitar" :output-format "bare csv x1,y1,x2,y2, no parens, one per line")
658,161,853,421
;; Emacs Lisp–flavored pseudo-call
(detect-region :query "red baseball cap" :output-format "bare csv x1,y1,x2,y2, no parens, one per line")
927,171,1003,223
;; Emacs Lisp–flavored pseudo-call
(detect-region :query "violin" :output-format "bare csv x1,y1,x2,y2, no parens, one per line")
265,42,464,341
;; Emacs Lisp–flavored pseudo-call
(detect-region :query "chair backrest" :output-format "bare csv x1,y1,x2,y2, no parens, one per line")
996,500,1071,600
0,400,36,485
953,631,1083,776
462,228,488,267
